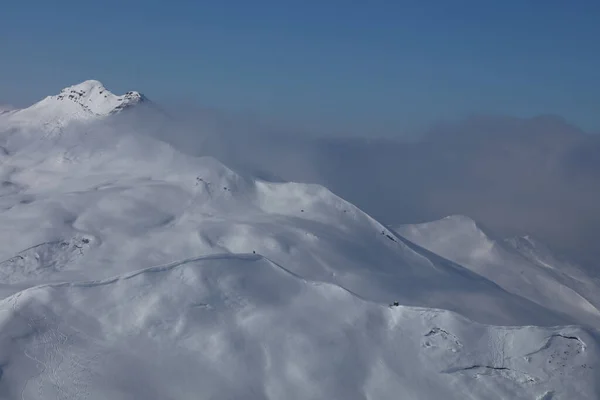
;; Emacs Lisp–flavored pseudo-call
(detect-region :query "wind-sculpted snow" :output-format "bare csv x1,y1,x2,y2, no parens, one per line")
0,255,598,400
0,81,598,398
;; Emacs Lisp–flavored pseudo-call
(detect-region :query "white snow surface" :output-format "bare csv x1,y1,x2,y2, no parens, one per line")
1,80,145,134
397,215,600,329
0,81,598,399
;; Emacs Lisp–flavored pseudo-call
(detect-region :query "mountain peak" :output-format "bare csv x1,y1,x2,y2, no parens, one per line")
64,79,105,91
2,80,148,130
53,79,146,116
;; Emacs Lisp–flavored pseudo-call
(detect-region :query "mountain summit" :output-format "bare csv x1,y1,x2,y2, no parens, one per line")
52,79,146,115
0,80,147,130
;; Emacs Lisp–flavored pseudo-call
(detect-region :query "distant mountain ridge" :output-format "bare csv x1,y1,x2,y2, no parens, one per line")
397,215,600,327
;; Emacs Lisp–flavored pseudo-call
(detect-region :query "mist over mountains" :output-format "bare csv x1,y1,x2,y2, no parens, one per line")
113,105,600,270
10,83,596,267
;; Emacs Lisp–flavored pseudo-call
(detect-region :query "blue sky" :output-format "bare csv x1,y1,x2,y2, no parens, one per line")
1,0,599,135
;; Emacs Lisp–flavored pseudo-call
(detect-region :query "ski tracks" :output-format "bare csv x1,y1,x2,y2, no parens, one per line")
10,291,106,400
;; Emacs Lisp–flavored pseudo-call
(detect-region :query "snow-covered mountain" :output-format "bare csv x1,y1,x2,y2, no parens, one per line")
0,81,598,399
397,215,600,328
0,80,146,134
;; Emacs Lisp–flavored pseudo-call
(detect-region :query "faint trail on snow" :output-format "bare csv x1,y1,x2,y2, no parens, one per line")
8,290,106,400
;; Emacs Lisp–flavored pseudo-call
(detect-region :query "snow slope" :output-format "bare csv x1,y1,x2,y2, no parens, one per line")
397,215,600,329
0,81,598,398
1,255,598,400
0,121,571,327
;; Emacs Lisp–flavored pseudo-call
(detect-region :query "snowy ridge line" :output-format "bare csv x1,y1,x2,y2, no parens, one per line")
261,253,378,305
0,252,379,307
395,216,600,330
3,253,268,291
386,224,508,289
3,250,597,335
387,225,600,330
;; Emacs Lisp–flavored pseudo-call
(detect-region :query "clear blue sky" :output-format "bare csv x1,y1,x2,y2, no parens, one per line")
1,0,599,135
